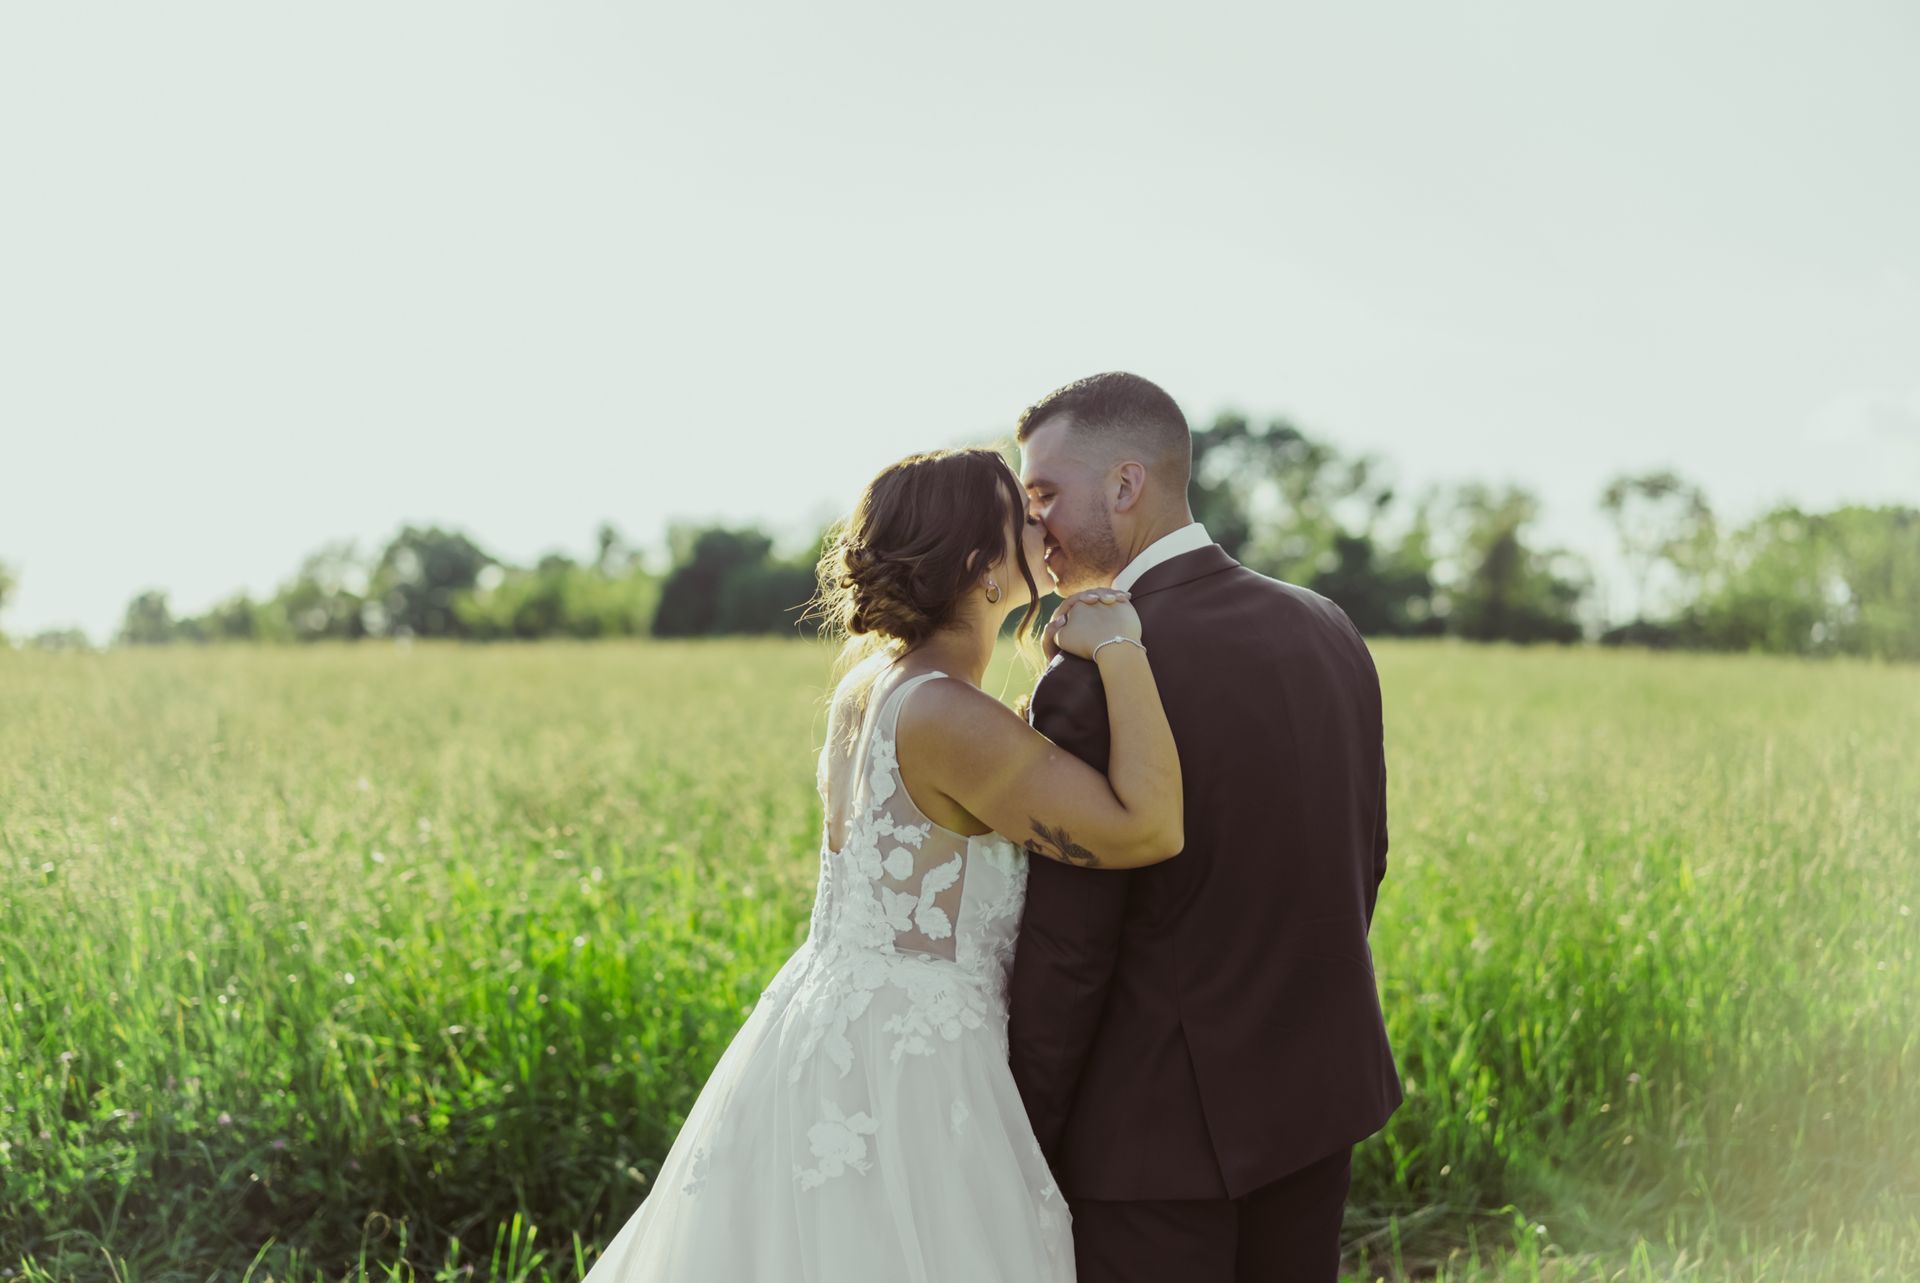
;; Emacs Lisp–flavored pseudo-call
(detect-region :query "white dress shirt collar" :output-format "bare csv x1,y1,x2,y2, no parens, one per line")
1110,521,1214,592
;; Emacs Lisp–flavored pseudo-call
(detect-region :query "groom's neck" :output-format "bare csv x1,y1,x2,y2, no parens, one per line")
1117,511,1197,573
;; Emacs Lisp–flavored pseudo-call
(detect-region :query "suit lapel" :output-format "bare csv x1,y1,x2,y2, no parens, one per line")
1029,651,1065,721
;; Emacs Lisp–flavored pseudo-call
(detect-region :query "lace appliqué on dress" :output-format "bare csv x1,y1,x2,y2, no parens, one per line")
794,1100,881,1190
681,1144,712,1196
783,671,1031,1196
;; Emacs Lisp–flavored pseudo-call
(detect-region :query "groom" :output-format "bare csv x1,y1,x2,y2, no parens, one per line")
1009,373,1402,1283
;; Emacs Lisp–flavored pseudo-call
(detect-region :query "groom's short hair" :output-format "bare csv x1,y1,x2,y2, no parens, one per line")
1015,371,1192,494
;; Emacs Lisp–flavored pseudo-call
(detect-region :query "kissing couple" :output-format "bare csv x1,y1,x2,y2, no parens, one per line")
580,372,1401,1283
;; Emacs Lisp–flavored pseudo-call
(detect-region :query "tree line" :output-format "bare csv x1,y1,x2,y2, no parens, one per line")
2,414,1914,660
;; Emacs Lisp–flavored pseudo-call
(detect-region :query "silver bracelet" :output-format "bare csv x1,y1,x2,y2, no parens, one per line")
1091,635,1147,662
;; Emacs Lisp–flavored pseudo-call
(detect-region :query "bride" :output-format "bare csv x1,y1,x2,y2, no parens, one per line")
581,446,1184,1282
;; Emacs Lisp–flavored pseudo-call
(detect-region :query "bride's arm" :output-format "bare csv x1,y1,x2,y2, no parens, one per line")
899,624,1183,868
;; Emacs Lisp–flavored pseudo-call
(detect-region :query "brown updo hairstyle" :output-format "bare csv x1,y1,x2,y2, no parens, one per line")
807,446,1046,699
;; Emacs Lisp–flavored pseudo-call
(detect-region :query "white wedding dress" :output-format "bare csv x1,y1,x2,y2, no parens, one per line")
581,659,1075,1282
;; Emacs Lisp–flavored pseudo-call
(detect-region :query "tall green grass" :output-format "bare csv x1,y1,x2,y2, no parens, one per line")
1,639,1913,1280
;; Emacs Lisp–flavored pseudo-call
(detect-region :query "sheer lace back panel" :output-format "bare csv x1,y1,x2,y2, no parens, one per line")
576,661,1068,1282
816,664,1024,971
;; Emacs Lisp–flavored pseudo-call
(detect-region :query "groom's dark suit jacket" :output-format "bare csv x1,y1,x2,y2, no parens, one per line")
1008,543,1402,1202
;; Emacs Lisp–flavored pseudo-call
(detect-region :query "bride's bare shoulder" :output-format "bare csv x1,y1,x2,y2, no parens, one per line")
895,675,1025,758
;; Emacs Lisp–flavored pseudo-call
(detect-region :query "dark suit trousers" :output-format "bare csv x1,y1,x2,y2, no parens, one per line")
1069,1145,1353,1283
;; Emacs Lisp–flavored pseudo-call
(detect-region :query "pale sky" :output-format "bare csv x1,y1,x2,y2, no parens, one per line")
3,2,1916,643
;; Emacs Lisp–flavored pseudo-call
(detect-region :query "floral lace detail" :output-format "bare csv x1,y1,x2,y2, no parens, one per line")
880,957,993,1062
680,1144,711,1196
959,837,1026,958
1033,1139,1067,1247
883,851,962,940
589,662,1069,1270
786,949,884,1080
794,1100,880,1190
782,670,1035,1195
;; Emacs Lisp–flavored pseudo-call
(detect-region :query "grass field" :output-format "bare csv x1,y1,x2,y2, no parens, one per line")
2,639,1915,1281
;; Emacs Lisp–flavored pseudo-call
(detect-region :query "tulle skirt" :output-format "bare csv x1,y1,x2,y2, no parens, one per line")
580,941,1075,1282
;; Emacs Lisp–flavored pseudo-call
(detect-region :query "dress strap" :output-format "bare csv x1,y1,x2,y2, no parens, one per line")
844,669,948,806
873,670,949,747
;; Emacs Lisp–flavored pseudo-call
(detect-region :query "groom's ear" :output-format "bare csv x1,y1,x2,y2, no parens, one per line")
1112,461,1147,512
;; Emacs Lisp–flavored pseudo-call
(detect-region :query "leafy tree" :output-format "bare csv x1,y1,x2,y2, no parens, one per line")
210,593,266,640
106,588,269,647
1311,514,1447,638
714,561,820,635
265,541,370,642
594,521,641,577
117,590,177,645
1190,413,1391,575
455,551,660,640
1442,484,1588,644
463,553,575,639
651,525,825,637
1187,412,1260,559
1824,505,1920,660
1678,504,1919,660
1188,412,1430,633
29,627,91,651
653,526,775,637
1599,470,1715,624
165,591,270,642
556,564,662,637
366,526,496,639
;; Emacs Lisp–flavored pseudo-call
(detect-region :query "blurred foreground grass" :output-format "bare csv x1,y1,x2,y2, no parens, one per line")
1,639,1914,1280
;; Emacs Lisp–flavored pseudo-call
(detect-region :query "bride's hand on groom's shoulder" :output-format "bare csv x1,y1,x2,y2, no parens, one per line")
1046,589,1138,661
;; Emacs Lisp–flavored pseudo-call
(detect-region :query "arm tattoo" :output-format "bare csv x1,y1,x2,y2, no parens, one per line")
1025,819,1103,868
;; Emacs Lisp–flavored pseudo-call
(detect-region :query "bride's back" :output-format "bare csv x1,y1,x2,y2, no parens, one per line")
814,656,1026,978
579,648,1071,1282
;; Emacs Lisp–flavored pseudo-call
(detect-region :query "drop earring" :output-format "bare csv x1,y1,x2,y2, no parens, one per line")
985,576,1002,604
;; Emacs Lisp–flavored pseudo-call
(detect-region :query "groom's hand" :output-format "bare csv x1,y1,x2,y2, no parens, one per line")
1043,588,1130,662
